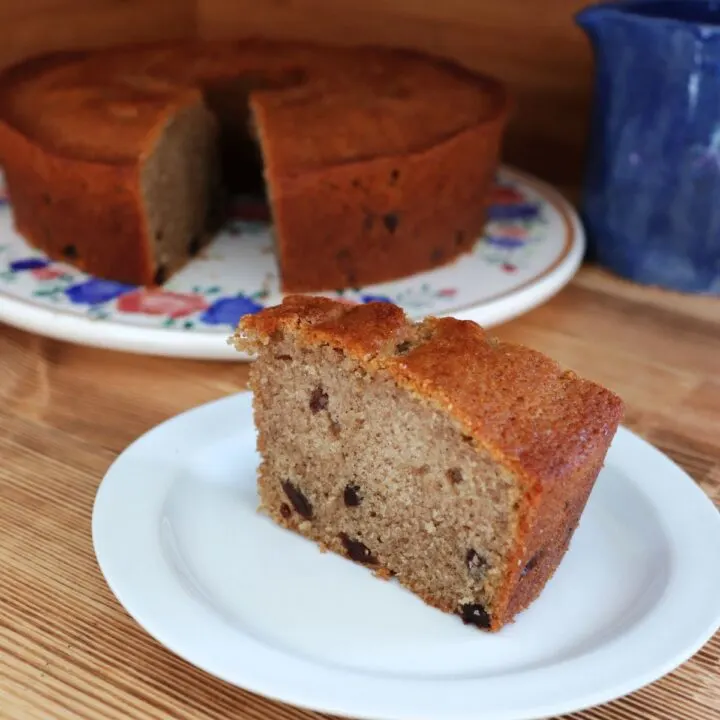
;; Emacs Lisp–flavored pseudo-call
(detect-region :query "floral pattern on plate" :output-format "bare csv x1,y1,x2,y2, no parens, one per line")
0,166,581,357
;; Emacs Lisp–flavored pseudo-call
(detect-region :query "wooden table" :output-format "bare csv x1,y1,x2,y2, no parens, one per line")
1,265,718,720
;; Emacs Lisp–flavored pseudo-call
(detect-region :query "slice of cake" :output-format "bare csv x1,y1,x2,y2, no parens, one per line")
232,296,623,631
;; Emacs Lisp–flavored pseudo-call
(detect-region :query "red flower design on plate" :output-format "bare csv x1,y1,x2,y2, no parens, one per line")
31,266,65,281
501,263,518,273
116,289,209,319
496,225,528,238
437,288,457,298
490,185,525,205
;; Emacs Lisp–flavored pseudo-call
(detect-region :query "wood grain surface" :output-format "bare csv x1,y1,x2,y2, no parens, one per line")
1,264,718,720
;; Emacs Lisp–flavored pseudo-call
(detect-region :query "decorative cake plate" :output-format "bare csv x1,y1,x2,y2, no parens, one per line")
0,166,583,360
93,392,720,720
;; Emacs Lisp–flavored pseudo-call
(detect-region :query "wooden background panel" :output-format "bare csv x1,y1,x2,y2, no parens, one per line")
0,0,596,187
0,0,194,71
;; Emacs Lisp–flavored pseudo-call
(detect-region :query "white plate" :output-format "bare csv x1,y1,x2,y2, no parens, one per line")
93,392,720,720
0,166,583,359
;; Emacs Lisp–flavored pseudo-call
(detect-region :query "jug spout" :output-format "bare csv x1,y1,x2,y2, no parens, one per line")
575,3,635,46
575,3,615,31
575,3,625,48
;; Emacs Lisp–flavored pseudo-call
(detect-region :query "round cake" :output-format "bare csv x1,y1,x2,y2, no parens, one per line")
0,40,510,292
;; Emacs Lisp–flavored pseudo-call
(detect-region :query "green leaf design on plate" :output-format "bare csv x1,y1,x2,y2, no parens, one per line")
33,286,65,298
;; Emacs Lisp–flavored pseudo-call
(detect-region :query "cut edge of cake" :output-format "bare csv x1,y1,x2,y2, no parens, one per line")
139,96,223,285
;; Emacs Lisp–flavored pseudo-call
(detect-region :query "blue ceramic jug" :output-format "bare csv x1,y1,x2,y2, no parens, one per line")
576,1,720,293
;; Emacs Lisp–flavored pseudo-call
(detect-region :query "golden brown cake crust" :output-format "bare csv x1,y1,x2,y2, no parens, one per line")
0,39,509,290
236,295,624,486
234,296,624,630
0,121,155,282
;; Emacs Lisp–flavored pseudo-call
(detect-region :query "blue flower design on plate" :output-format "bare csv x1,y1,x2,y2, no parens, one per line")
200,295,264,326
360,294,392,304
485,235,527,250
65,279,135,305
10,258,48,271
487,203,540,222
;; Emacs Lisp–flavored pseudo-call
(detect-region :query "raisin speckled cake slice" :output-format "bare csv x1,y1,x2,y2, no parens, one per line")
232,296,623,631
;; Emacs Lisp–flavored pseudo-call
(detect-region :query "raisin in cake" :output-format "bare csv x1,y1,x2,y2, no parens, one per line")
233,296,624,631
0,40,508,292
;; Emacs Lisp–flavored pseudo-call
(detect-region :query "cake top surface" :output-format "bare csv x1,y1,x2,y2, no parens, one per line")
234,296,624,489
0,54,201,164
0,39,508,168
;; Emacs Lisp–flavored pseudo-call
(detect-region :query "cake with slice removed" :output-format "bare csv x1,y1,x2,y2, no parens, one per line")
232,296,624,631
0,40,509,292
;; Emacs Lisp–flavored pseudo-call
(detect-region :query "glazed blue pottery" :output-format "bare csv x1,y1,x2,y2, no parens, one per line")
576,0,720,293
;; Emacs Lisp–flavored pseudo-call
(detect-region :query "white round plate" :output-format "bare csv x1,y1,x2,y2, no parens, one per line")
93,392,720,720
0,166,583,360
